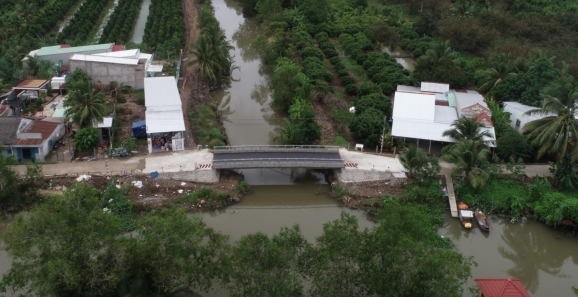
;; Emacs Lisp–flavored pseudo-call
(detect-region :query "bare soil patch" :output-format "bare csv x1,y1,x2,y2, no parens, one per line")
179,0,204,148
42,170,241,209
312,99,338,145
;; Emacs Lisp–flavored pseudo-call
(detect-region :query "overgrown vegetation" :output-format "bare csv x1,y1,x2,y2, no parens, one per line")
188,103,227,148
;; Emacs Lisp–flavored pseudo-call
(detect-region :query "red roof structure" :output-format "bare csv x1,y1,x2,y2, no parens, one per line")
476,113,494,127
60,44,71,48
13,120,60,146
475,278,531,297
112,44,124,51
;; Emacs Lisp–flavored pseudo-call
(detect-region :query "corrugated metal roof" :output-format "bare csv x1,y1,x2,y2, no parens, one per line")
144,77,180,107
14,79,49,89
434,106,458,124
94,116,113,128
13,138,43,145
145,109,185,133
0,117,22,145
392,118,454,142
24,120,60,140
144,77,184,133
421,82,449,93
70,54,139,65
93,49,140,58
36,43,113,56
393,91,436,121
147,65,163,72
447,91,456,107
475,279,530,297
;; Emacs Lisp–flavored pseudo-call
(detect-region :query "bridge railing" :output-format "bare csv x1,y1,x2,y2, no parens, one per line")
213,145,341,153
212,157,344,169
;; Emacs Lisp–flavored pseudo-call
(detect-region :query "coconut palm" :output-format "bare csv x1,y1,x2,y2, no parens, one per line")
398,146,427,178
443,140,491,188
523,76,578,160
442,117,494,144
419,41,458,66
189,26,236,83
451,1,476,18
65,80,107,128
477,53,517,94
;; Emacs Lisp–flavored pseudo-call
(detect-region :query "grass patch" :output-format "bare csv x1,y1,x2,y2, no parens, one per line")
188,103,226,148
342,57,368,81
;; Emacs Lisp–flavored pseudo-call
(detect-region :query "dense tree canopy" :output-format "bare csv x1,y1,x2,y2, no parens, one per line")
0,183,474,297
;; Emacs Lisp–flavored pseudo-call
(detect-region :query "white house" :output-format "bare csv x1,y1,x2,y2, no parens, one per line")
391,82,496,153
144,77,185,153
502,101,551,132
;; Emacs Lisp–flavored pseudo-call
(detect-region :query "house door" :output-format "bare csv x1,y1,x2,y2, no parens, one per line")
22,148,32,159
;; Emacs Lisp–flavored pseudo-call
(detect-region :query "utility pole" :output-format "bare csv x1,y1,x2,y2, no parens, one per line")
380,116,386,154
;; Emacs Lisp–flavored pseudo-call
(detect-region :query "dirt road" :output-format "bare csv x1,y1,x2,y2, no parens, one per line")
179,0,201,148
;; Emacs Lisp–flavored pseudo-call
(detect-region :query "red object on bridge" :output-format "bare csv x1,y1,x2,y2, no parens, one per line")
475,278,530,297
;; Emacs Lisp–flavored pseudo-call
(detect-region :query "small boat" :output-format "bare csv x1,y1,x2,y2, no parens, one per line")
458,203,474,229
474,208,490,231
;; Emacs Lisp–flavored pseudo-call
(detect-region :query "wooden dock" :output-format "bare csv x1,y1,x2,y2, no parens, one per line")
446,174,459,218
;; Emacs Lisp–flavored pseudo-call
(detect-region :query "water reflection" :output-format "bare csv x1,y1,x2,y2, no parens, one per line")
232,20,261,62
250,81,270,106
498,221,565,293
439,214,578,297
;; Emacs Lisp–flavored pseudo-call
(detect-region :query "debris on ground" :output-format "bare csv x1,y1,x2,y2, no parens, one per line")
132,181,143,188
76,175,91,182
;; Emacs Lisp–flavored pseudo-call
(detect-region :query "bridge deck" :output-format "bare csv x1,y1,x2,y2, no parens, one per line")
212,150,344,169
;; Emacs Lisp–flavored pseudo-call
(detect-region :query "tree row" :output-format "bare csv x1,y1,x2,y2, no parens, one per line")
57,0,111,45
142,0,184,58
99,0,143,44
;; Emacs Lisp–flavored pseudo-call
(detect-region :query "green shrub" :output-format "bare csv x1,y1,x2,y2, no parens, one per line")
337,69,349,77
355,93,392,116
299,47,324,60
340,75,355,86
330,136,349,147
235,180,251,194
74,127,100,152
329,56,341,65
303,57,332,82
344,84,358,96
189,103,226,148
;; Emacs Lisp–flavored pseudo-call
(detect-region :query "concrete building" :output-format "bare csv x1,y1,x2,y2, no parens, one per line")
24,43,120,65
144,77,185,153
502,101,552,132
69,49,161,90
0,117,65,162
391,82,496,153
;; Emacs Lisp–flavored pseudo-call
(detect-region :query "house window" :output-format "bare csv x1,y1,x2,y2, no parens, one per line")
515,119,521,128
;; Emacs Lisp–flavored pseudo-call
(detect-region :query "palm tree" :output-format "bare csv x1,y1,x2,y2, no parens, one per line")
65,81,107,128
288,98,311,120
523,76,578,160
398,146,427,179
451,1,476,18
443,140,491,188
419,41,458,66
189,27,236,83
442,117,494,144
477,53,517,94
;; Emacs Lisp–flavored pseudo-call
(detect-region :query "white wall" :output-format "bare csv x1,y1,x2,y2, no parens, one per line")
39,122,65,161
503,103,542,132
